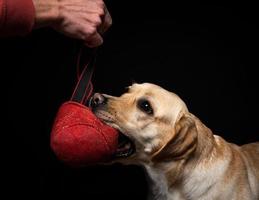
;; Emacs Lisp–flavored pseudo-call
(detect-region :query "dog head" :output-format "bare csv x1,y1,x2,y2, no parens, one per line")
91,83,197,164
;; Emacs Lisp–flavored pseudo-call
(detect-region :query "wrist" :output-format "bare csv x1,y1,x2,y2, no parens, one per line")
32,0,61,28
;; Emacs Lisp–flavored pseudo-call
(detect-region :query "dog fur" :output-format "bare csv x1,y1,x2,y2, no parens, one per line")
93,83,259,200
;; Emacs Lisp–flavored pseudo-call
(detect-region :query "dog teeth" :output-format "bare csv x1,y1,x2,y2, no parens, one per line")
114,133,136,158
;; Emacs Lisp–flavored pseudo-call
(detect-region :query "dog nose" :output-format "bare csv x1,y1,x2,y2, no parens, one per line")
90,93,106,108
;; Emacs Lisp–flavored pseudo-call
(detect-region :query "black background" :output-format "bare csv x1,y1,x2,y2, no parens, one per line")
3,0,258,199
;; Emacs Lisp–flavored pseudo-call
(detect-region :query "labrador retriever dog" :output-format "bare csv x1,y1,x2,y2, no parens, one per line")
90,83,259,200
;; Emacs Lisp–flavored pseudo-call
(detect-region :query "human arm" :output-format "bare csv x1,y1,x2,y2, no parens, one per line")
0,0,112,47
0,0,35,36
33,0,112,47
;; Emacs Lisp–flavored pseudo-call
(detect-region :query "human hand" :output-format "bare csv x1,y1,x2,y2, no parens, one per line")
33,0,112,47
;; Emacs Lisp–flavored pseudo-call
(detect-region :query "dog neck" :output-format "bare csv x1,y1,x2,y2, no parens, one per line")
143,117,226,200
143,165,169,200
143,161,188,200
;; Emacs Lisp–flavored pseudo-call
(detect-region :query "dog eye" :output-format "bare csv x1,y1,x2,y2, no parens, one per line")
137,99,153,115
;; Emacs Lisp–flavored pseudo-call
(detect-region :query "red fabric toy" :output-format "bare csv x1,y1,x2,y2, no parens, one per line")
50,48,119,166
51,102,118,166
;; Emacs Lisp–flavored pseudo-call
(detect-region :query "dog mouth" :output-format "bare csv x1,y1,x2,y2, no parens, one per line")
93,109,136,158
114,133,136,158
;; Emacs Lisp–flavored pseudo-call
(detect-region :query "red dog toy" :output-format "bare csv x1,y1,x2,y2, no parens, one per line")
50,48,119,166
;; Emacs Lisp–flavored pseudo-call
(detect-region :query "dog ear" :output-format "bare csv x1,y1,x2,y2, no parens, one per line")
152,114,198,162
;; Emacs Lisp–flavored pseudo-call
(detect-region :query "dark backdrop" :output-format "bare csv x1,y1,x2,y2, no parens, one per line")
4,0,258,199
